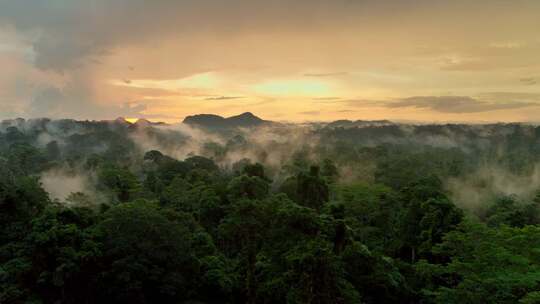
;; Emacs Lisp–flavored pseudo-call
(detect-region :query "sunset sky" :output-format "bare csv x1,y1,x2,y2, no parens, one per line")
1,0,540,123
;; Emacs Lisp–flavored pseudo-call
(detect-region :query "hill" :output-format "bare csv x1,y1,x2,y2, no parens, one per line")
183,112,269,129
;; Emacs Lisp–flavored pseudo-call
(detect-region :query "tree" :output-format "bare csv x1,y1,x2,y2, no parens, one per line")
333,183,402,254
399,176,463,263
98,165,141,203
1,205,100,303
321,158,339,184
484,195,540,227
161,176,224,232
242,163,270,182
94,201,201,303
341,242,407,304
46,140,61,160
227,175,269,202
282,239,360,304
65,192,93,207
296,166,329,210
185,155,219,172
219,199,269,304
420,221,540,304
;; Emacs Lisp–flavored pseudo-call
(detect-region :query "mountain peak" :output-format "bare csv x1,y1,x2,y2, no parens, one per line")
128,118,168,128
112,117,132,126
114,117,130,124
183,112,268,129
227,112,264,125
237,112,256,117
134,118,151,126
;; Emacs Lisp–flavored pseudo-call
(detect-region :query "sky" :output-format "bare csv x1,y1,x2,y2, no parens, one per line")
0,0,540,123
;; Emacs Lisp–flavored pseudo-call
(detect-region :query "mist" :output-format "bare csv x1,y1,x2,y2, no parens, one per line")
40,168,94,203
446,164,540,210
3,115,540,211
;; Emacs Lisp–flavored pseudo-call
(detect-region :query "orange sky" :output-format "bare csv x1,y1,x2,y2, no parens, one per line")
0,0,540,123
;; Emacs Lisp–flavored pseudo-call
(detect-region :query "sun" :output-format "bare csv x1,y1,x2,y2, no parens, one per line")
125,118,139,124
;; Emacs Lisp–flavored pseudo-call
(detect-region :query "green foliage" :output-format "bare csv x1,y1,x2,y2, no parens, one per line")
296,166,329,210
98,165,142,203
242,162,270,182
281,239,360,304
95,201,201,303
484,195,540,227
2,120,540,303
227,175,269,201
1,205,99,303
342,242,407,303
185,155,219,172
420,221,540,304
321,158,339,184
333,183,402,253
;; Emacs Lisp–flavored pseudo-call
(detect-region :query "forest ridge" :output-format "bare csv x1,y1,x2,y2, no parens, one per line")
1,114,540,303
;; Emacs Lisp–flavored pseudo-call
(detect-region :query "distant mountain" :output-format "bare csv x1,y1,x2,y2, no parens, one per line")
183,112,269,129
132,118,168,128
109,117,168,130
324,119,395,129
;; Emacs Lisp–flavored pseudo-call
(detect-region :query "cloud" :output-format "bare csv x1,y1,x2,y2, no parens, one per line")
344,95,540,114
439,58,495,71
384,96,539,113
28,87,64,117
478,92,540,102
343,99,387,107
519,77,537,85
204,96,244,101
1,0,540,121
312,97,342,101
489,41,525,49
298,111,320,115
0,1,178,72
304,72,348,77
27,84,148,119
0,1,376,73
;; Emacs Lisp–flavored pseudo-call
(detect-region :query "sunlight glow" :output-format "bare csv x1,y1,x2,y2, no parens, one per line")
124,118,139,123
252,79,332,97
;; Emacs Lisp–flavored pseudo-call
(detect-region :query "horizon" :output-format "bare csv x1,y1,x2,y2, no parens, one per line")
2,111,540,126
1,1,539,122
